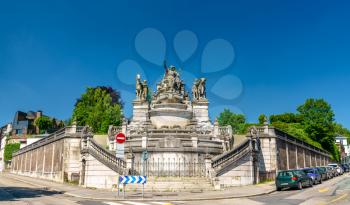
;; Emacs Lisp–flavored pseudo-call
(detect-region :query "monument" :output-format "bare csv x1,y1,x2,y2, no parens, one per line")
109,64,233,176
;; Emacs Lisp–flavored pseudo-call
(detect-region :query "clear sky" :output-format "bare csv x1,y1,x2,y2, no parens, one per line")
0,0,349,128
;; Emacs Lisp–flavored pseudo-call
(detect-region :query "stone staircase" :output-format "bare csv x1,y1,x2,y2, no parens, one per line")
211,138,253,176
124,176,214,192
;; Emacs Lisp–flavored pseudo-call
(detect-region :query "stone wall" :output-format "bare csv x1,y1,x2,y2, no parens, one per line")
82,153,119,189
213,152,254,189
258,126,331,181
11,127,83,183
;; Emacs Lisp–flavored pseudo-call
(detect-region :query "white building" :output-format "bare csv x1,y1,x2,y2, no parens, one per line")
0,123,12,171
335,134,350,157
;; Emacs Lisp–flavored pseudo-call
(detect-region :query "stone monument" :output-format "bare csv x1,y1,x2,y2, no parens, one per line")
109,65,232,176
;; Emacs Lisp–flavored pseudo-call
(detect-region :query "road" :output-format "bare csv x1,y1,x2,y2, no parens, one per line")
1,173,350,205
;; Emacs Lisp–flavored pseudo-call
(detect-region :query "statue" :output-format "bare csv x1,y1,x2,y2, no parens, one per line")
142,80,148,101
192,79,199,100
136,74,143,100
192,78,207,100
198,78,206,99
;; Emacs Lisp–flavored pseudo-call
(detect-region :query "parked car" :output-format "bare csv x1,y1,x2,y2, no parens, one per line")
328,163,342,175
276,170,313,191
316,167,328,181
341,164,349,172
323,166,334,179
302,168,322,184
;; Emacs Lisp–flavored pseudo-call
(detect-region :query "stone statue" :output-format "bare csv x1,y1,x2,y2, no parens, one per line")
192,78,207,100
192,79,199,100
136,74,143,99
142,80,148,101
198,78,206,99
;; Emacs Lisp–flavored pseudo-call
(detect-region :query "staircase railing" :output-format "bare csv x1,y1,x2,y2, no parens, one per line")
211,139,252,176
82,137,126,175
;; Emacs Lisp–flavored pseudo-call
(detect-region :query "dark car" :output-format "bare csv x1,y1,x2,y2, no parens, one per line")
341,164,349,172
316,167,328,181
302,168,322,184
276,170,313,191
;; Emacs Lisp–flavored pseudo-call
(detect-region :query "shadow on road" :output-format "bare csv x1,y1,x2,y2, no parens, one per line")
0,186,64,201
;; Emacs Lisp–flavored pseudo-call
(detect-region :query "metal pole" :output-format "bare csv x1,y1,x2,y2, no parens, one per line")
117,179,120,197
123,184,125,199
142,183,144,199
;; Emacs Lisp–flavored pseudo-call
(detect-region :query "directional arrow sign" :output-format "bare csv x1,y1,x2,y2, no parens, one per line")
119,176,147,184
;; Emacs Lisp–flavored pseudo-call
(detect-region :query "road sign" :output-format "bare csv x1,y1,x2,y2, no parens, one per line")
118,176,147,199
119,176,147,184
115,132,126,144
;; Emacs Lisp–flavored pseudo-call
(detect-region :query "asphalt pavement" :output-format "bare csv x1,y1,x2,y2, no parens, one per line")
1,172,350,205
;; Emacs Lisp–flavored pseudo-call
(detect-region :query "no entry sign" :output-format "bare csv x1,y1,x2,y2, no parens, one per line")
115,132,126,144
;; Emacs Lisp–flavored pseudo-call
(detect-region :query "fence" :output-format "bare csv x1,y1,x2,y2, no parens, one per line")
133,161,206,177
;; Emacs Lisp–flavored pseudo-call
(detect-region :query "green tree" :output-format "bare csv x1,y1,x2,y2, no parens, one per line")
297,98,338,161
258,114,267,125
217,109,246,134
72,86,123,134
4,143,21,161
270,113,303,124
34,116,53,133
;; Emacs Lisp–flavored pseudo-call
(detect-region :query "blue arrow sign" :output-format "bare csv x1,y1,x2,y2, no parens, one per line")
119,176,147,184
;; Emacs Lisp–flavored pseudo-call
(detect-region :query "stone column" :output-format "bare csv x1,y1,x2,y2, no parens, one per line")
295,146,298,169
204,155,212,178
126,153,135,174
303,149,306,168
51,142,56,178
286,143,289,170
42,146,46,175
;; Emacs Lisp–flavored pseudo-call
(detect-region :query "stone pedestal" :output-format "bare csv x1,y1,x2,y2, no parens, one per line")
131,100,149,125
192,99,210,127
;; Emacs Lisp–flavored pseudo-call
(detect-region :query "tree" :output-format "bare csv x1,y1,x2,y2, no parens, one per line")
4,143,21,161
34,116,53,133
270,113,303,124
217,109,246,134
258,114,267,125
72,86,123,134
297,98,338,161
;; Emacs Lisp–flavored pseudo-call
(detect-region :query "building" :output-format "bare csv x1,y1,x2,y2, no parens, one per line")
11,110,43,136
335,134,349,159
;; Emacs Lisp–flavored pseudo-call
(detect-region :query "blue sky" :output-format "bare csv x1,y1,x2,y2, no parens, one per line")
0,0,349,128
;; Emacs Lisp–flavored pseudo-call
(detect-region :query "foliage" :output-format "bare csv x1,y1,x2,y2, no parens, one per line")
4,143,21,161
269,113,303,124
258,114,267,125
34,116,53,133
334,123,350,138
297,99,338,161
272,122,323,149
217,109,246,134
268,98,345,162
72,86,123,134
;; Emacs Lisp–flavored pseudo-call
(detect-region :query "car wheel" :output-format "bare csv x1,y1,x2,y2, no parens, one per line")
319,179,322,184
297,182,303,190
309,179,313,187
276,186,281,191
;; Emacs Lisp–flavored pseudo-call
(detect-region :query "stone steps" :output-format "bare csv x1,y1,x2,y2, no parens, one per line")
123,177,214,192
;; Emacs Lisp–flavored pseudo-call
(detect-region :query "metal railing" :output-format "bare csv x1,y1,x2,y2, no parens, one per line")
82,138,126,175
133,161,206,177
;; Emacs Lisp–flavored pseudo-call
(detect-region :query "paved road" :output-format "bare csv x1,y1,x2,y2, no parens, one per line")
1,173,350,205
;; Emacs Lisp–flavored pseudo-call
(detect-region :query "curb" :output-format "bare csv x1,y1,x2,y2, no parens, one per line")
7,174,276,202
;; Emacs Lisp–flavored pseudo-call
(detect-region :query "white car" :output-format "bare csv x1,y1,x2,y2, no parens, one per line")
328,163,342,175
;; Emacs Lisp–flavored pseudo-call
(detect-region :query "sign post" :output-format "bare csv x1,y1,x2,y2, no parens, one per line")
115,133,126,159
118,175,147,199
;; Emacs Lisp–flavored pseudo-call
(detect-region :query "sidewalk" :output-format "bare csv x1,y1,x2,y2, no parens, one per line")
3,173,275,201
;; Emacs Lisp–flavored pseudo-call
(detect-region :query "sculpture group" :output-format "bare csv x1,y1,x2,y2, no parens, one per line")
135,64,206,102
